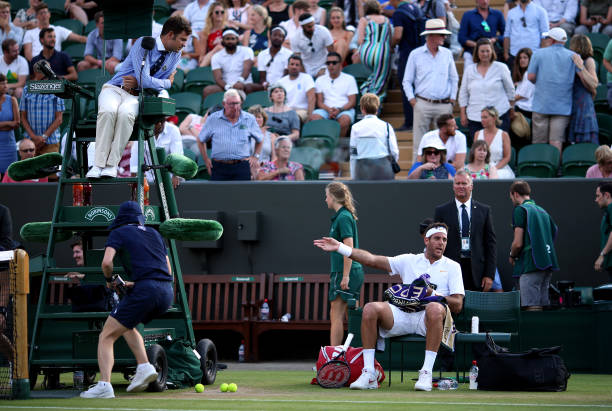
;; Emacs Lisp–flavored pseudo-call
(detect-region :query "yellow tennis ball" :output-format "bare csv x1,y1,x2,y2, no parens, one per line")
220,383,229,392
228,383,237,392
195,383,204,393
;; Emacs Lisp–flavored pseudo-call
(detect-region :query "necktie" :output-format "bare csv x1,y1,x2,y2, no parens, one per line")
461,204,470,237
150,51,169,77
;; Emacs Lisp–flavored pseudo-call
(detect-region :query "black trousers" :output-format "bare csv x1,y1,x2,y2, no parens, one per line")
460,258,478,291
211,160,251,181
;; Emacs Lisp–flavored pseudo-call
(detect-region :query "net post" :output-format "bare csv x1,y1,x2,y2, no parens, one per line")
12,249,29,399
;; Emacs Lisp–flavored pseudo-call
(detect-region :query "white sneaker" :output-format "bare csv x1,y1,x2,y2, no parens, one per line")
349,368,378,390
414,369,432,391
100,166,117,178
80,382,115,398
86,166,102,179
126,363,158,393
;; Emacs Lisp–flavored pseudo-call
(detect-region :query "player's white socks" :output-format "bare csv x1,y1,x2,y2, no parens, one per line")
98,381,112,387
422,350,437,373
363,348,375,372
136,363,150,372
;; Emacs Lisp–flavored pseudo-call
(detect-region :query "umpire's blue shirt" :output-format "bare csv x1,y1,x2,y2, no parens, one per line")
106,224,172,282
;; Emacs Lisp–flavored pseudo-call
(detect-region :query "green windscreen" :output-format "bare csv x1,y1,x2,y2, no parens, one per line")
102,0,153,40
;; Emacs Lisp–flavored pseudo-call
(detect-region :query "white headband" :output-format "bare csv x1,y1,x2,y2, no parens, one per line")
425,227,447,238
299,16,315,25
222,28,240,37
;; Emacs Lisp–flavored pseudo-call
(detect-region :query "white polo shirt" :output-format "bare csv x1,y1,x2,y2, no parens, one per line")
387,253,465,297
278,72,315,110
23,25,72,57
417,129,467,163
130,122,183,182
211,46,254,85
257,47,292,85
314,72,358,109
289,25,333,76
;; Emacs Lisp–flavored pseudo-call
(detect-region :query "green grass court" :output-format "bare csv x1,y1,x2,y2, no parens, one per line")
1,369,611,410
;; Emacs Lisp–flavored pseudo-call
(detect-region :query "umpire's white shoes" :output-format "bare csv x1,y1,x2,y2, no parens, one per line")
414,369,433,391
80,382,115,398
100,166,117,178
349,368,378,390
86,166,102,179
127,363,158,392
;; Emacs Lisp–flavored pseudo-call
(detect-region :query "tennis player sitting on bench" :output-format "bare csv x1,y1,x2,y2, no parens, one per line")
314,222,464,391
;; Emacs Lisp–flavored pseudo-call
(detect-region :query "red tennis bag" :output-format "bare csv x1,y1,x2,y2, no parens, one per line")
311,346,386,387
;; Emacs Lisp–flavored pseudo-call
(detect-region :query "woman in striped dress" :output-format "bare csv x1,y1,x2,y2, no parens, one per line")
357,0,392,99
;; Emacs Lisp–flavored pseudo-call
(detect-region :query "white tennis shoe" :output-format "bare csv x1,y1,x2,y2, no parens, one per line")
86,166,102,179
100,166,117,178
349,368,378,390
126,363,158,392
414,369,433,391
80,382,115,398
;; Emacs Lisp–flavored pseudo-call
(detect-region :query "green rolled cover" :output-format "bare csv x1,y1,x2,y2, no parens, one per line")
20,222,73,243
165,153,198,179
7,152,62,181
159,218,223,241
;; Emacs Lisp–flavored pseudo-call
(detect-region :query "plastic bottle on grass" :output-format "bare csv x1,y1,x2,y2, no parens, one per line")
437,378,459,390
469,360,479,390
260,298,270,320
238,340,245,362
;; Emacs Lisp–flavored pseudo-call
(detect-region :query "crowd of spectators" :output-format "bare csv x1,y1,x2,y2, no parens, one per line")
0,0,610,183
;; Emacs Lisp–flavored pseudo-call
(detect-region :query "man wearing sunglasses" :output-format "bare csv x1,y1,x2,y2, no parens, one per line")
289,13,334,77
1,139,48,183
458,0,506,66
503,0,549,69
416,113,467,171
257,26,293,87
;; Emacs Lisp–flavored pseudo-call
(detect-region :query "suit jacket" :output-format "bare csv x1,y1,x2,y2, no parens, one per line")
434,198,496,287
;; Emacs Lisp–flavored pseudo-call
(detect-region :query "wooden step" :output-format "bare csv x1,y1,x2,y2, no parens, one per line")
385,89,403,104
381,101,404,115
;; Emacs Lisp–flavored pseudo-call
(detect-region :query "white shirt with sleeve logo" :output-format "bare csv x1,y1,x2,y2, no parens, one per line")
387,253,465,297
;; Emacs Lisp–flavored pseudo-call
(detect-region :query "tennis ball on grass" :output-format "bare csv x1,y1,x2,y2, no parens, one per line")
228,383,237,392
195,383,204,393
220,383,229,392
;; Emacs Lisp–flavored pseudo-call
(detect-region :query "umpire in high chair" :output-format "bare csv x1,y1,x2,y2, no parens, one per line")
80,201,173,398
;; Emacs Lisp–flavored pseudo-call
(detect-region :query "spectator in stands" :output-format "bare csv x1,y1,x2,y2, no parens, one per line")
277,54,315,122
20,68,64,156
77,11,123,74
595,182,612,280
459,38,515,140
226,0,251,34
267,0,290,27
306,0,326,25
503,0,517,19
184,0,212,33
257,26,292,87
168,0,193,16
86,16,190,179
13,0,40,31
130,118,184,188
23,3,86,62
569,34,599,145
244,5,271,55
2,140,50,183
576,0,612,36
420,0,447,25
503,0,548,70
31,28,78,81
605,38,612,110
178,31,201,73
349,92,399,180
179,111,208,153
464,139,499,179
0,2,23,50
357,0,392,99
290,13,334,78
534,0,578,37
202,27,263,99
280,0,310,42
198,88,263,180
0,74,18,176
248,105,274,169
311,51,358,137
403,19,458,163
65,237,84,279
391,0,426,131
586,145,612,178
257,136,304,180
474,106,515,178
328,7,353,63
458,0,506,67
197,1,227,67
417,113,467,171
64,0,100,26
527,27,577,157
509,180,559,311
265,84,300,141
408,140,453,179
512,47,534,119
0,39,28,99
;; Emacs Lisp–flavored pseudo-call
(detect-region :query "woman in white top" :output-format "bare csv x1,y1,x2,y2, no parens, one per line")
179,112,209,153
226,0,251,33
474,106,515,179
349,93,399,180
512,47,534,118
248,105,275,177
306,0,326,25
459,38,515,143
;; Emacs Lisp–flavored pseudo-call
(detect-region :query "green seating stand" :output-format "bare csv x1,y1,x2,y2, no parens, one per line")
289,146,324,180
184,67,215,95
597,113,612,146
517,143,559,178
562,143,598,177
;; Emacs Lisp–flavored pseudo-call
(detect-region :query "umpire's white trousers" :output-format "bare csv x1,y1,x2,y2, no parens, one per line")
94,84,139,168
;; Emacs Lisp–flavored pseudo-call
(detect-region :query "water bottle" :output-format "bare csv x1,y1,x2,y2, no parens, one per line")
260,298,270,320
469,360,479,390
238,340,245,362
436,378,459,390
471,316,479,333
73,370,84,390
281,313,291,322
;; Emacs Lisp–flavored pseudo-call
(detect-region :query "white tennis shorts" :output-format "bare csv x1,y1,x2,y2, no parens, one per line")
376,303,427,350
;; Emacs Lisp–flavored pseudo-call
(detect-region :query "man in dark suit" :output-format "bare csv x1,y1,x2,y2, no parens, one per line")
434,170,496,291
